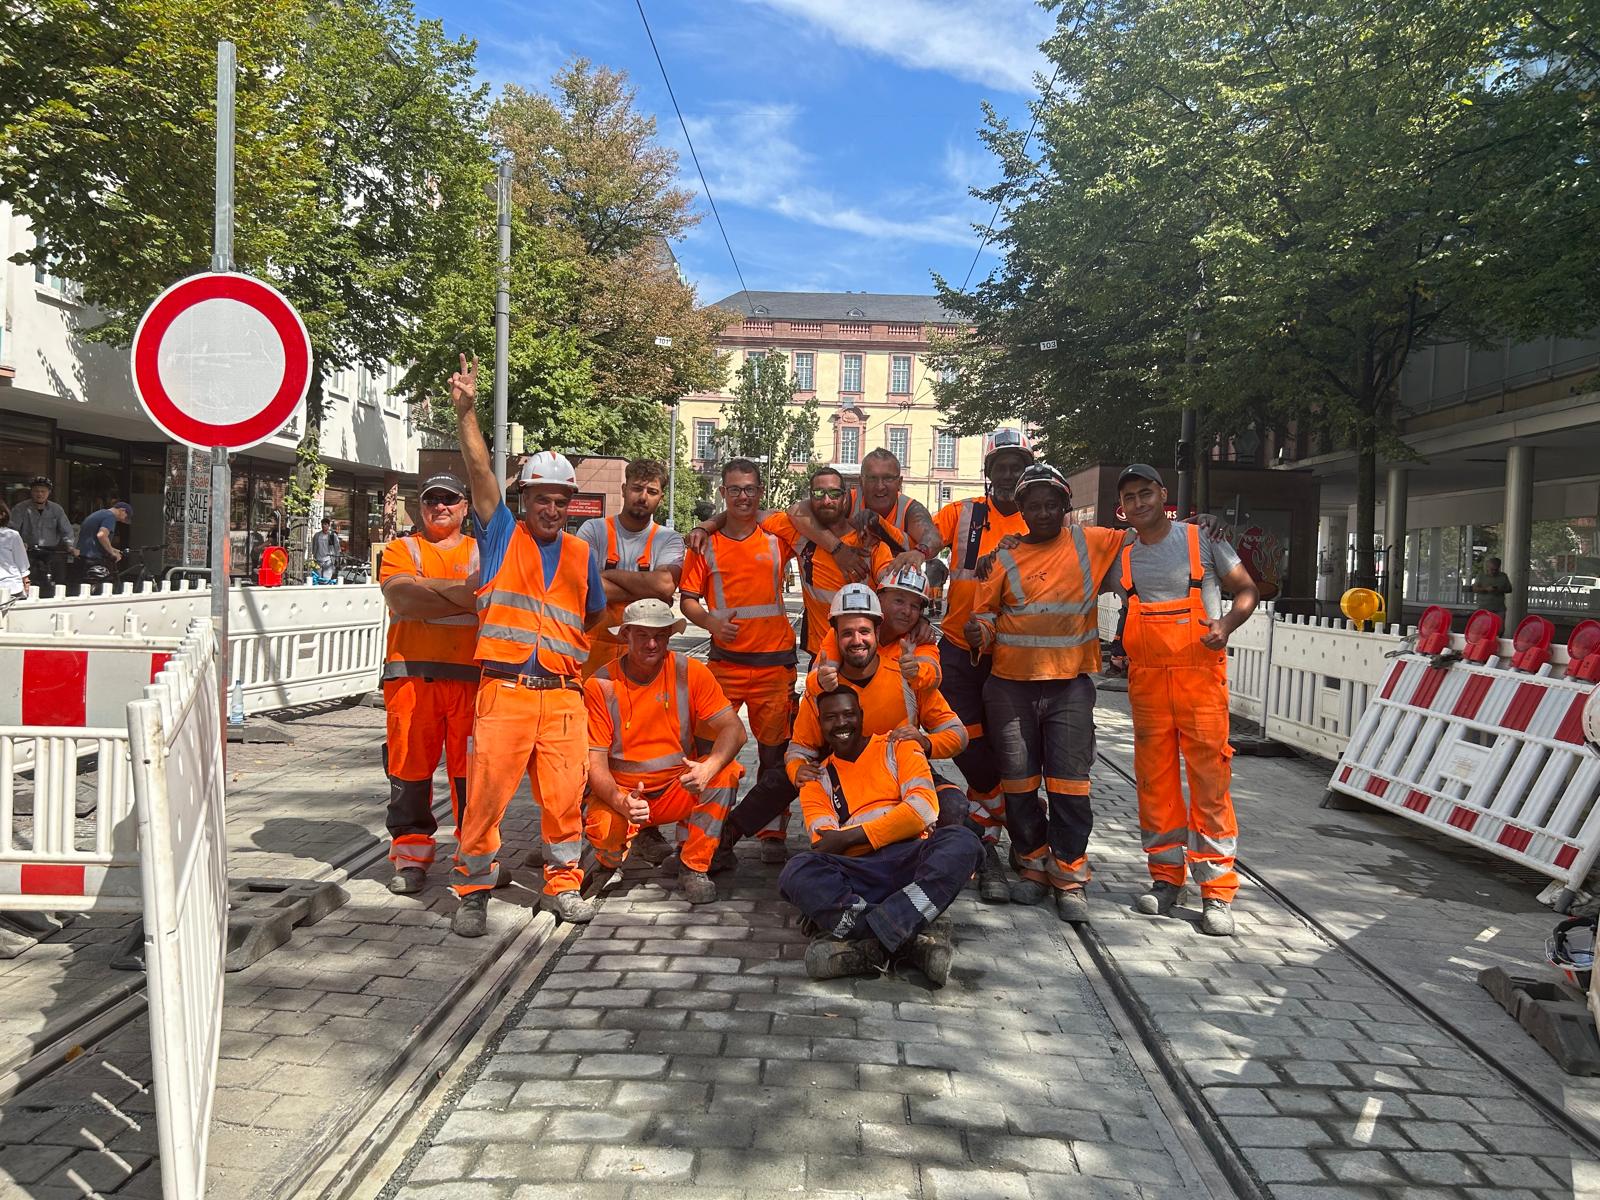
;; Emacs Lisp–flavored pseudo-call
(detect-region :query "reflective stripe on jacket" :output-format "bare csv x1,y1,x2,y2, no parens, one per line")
474,529,592,675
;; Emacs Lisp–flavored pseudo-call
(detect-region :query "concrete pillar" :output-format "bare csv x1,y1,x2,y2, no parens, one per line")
1384,467,1409,620
1317,513,1350,606
1503,444,1535,629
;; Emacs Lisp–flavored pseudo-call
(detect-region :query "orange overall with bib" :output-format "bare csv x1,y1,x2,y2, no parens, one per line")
582,517,660,680
1119,523,1238,901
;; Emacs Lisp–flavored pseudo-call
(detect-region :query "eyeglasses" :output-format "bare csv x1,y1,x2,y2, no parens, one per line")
862,473,901,485
723,485,760,498
811,487,846,500
422,492,463,507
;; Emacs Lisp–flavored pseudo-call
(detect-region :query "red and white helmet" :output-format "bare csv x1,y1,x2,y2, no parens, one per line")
879,564,930,604
983,427,1035,472
517,451,578,492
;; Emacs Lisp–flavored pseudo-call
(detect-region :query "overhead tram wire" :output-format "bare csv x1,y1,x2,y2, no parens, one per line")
633,0,756,318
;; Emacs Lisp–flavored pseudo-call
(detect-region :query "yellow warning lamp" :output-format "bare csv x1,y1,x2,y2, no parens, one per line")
1340,587,1386,631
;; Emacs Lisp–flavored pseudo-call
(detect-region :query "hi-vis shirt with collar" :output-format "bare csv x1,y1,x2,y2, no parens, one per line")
798,734,938,854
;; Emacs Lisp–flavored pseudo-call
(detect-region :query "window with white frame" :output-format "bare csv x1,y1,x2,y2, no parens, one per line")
694,419,718,463
841,354,863,393
33,264,68,295
937,364,958,385
935,429,957,470
747,350,765,380
890,355,912,394
839,426,861,465
383,364,402,414
327,365,350,397
794,352,815,391
789,438,810,464
888,426,910,469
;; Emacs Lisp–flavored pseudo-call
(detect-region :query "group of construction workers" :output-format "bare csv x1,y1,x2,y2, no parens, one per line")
375,352,1259,982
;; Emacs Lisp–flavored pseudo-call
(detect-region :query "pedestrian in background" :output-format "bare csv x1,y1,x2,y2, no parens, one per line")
0,501,30,600
11,477,74,598
1470,556,1512,616
76,500,131,586
313,517,342,577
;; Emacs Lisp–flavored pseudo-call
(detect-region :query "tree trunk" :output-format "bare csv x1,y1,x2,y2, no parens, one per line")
285,364,328,582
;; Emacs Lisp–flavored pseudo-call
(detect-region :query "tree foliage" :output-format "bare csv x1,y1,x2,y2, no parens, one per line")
709,352,820,511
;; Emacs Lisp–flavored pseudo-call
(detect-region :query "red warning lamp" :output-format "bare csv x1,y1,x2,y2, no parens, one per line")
1566,620,1600,684
1510,614,1555,673
257,545,288,587
1414,605,1453,655
1461,610,1503,664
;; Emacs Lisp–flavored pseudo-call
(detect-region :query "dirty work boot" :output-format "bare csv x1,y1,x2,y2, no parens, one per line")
977,842,1011,904
758,837,789,865
904,924,954,988
1010,878,1049,906
631,826,675,867
451,891,489,938
709,833,740,876
681,869,717,905
804,936,887,980
1054,886,1091,924
1200,898,1236,937
387,866,425,896
542,891,597,924
1134,881,1185,916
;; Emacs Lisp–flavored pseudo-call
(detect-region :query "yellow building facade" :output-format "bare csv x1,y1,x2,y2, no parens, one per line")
678,291,989,512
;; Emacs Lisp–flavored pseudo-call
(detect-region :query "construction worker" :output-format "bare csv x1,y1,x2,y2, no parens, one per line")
1112,464,1258,936
447,353,607,936
968,462,1130,924
584,599,747,904
848,447,943,576
681,458,799,864
376,471,481,895
781,687,984,985
931,428,1035,901
577,459,684,680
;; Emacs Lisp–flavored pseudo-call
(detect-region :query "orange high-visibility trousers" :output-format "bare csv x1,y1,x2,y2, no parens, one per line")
453,678,587,897
708,660,797,841
383,677,475,868
585,763,744,874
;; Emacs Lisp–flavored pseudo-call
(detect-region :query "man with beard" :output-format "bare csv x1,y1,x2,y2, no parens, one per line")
780,687,983,985
377,471,481,895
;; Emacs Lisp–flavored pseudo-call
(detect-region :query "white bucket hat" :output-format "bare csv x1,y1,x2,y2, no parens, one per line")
612,597,688,638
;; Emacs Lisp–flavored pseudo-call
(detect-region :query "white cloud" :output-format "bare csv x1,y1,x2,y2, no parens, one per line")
739,0,1052,93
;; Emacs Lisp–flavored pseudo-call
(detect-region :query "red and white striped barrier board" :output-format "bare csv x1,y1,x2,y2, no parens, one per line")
1331,653,1600,900
0,645,172,727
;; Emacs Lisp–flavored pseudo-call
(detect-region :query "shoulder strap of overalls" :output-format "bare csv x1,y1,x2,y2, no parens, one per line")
1185,521,1204,594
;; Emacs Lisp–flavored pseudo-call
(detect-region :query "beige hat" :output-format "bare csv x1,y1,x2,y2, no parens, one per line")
611,597,688,638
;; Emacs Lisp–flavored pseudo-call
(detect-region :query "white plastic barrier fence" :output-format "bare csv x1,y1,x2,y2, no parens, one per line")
1329,653,1600,902
0,630,181,910
129,619,226,1200
1225,606,1274,724
1261,615,1405,759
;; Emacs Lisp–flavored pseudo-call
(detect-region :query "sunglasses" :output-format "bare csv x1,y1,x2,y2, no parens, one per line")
422,492,463,507
812,487,846,500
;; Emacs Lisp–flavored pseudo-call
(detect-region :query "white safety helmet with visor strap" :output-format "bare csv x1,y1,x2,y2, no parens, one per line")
517,450,578,492
1013,462,1072,505
829,581,882,622
982,427,1035,473
878,564,930,604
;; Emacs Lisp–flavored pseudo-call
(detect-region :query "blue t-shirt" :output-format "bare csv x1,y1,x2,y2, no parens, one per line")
77,509,120,560
478,503,605,676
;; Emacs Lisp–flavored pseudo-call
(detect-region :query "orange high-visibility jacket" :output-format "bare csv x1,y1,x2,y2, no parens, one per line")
585,651,732,793
849,490,916,551
680,528,796,667
761,511,892,657
799,734,938,853
474,529,592,675
933,497,1028,651
973,524,1126,680
379,535,482,682
586,517,662,668
785,656,966,783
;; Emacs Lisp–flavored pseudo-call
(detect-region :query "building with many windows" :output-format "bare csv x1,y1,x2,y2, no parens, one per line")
679,291,987,512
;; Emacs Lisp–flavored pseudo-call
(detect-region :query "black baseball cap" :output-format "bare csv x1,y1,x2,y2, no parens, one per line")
420,472,468,499
1117,463,1164,490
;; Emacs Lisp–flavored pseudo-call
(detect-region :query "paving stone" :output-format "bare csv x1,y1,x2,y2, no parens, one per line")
1241,1147,1331,1183
474,1141,589,1180
692,1148,805,1188
922,1165,1032,1199
582,1145,693,1183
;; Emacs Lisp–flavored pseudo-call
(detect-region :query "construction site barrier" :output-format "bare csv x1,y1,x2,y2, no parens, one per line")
129,619,227,1200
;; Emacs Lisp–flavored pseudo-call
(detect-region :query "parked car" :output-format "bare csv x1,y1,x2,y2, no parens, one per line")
1553,575,1600,592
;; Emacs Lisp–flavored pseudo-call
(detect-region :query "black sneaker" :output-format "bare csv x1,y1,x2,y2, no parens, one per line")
451,891,489,938
803,936,887,980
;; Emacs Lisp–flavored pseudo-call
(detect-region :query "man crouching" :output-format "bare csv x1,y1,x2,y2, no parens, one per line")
780,688,982,986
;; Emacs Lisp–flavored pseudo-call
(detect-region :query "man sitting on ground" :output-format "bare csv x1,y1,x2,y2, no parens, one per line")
779,688,983,986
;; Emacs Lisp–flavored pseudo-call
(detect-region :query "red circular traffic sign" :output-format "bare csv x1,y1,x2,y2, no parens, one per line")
130,272,311,450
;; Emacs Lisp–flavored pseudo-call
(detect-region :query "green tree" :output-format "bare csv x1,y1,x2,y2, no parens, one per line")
709,352,819,511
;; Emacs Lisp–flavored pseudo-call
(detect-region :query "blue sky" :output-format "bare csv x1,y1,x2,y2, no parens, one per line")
416,0,1056,304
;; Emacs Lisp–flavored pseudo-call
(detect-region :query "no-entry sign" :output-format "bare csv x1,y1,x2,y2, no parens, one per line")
130,272,311,451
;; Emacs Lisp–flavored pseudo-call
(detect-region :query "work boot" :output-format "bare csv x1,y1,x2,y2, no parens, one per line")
709,834,740,876
904,923,954,988
387,866,425,896
451,891,489,938
542,891,597,924
681,869,717,905
1010,878,1049,906
1200,898,1236,937
803,936,887,980
631,826,675,867
977,843,1010,904
758,837,789,865
1134,881,1185,916
1054,886,1091,924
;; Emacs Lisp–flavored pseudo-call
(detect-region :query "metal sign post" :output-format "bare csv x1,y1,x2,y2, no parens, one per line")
493,157,512,492
213,41,235,741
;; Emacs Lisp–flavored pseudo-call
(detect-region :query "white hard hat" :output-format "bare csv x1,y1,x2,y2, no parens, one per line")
829,582,882,622
879,564,930,603
518,451,578,492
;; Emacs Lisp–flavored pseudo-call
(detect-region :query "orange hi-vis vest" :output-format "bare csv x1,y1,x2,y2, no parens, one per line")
785,657,966,783
381,535,482,682
586,651,716,793
474,528,591,676
934,496,1028,650
585,517,660,670
798,734,938,853
683,529,796,668
976,524,1125,681
850,490,916,550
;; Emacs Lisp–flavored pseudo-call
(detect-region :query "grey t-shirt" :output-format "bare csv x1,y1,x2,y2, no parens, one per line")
1471,571,1510,614
1117,523,1243,620
577,517,685,574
